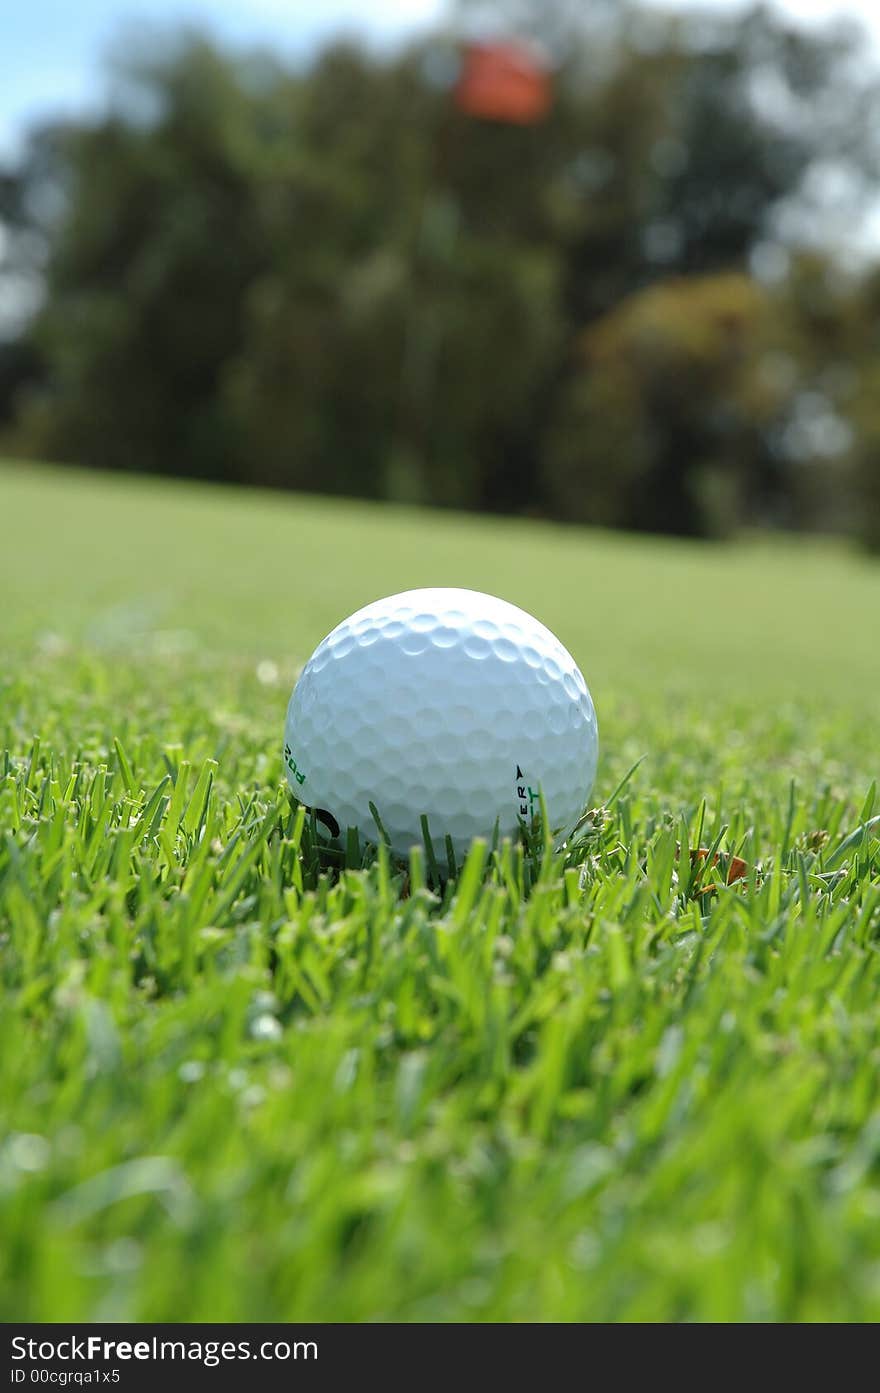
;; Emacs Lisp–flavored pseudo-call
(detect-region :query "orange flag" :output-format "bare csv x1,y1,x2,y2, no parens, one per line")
454,41,552,125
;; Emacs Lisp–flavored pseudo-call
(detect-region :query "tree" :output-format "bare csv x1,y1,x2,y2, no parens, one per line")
543,273,784,537
2,9,878,543
17,40,278,479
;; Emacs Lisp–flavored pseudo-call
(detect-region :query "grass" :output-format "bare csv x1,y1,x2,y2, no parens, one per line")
1,459,879,1321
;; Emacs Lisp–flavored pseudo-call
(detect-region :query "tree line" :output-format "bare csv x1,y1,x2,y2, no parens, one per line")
1,2,879,547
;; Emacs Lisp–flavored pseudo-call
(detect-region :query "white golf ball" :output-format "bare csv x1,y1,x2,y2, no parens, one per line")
283,588,598,864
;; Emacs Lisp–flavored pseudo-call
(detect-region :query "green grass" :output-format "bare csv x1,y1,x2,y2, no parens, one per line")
1,459,879,1321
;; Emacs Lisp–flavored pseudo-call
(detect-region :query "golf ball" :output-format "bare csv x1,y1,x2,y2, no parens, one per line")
283,588,598,864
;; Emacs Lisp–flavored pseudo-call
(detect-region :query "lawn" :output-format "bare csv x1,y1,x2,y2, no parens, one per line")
1,459,879,1321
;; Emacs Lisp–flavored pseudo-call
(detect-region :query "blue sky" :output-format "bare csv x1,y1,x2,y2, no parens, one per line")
2,0,878,160
0,1,445,157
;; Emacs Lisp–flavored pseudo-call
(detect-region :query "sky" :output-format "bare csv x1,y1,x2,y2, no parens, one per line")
2,0,880,161
0,1,438,159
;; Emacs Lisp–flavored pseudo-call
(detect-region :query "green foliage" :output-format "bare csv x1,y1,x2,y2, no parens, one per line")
853,373,880,553
546,255,880,541
845,267,880,552
544,273,776,536
3,8,879,540
1,461,879,1319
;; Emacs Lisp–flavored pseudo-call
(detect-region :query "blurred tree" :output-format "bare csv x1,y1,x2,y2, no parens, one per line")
1,8,878,543
543,273,786,537
842,264,880,551
456,2,880,298
766,254,863,536
550,5,879,325
853,371,880,552
16,40,277,479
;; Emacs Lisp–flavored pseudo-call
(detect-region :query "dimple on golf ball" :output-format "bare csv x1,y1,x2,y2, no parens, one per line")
283,587,598,864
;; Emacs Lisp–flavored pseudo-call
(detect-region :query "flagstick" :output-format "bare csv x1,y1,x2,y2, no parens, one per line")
389,75,460,505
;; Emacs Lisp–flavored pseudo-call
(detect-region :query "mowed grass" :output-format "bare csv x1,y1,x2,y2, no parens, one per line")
1,459,879,1321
